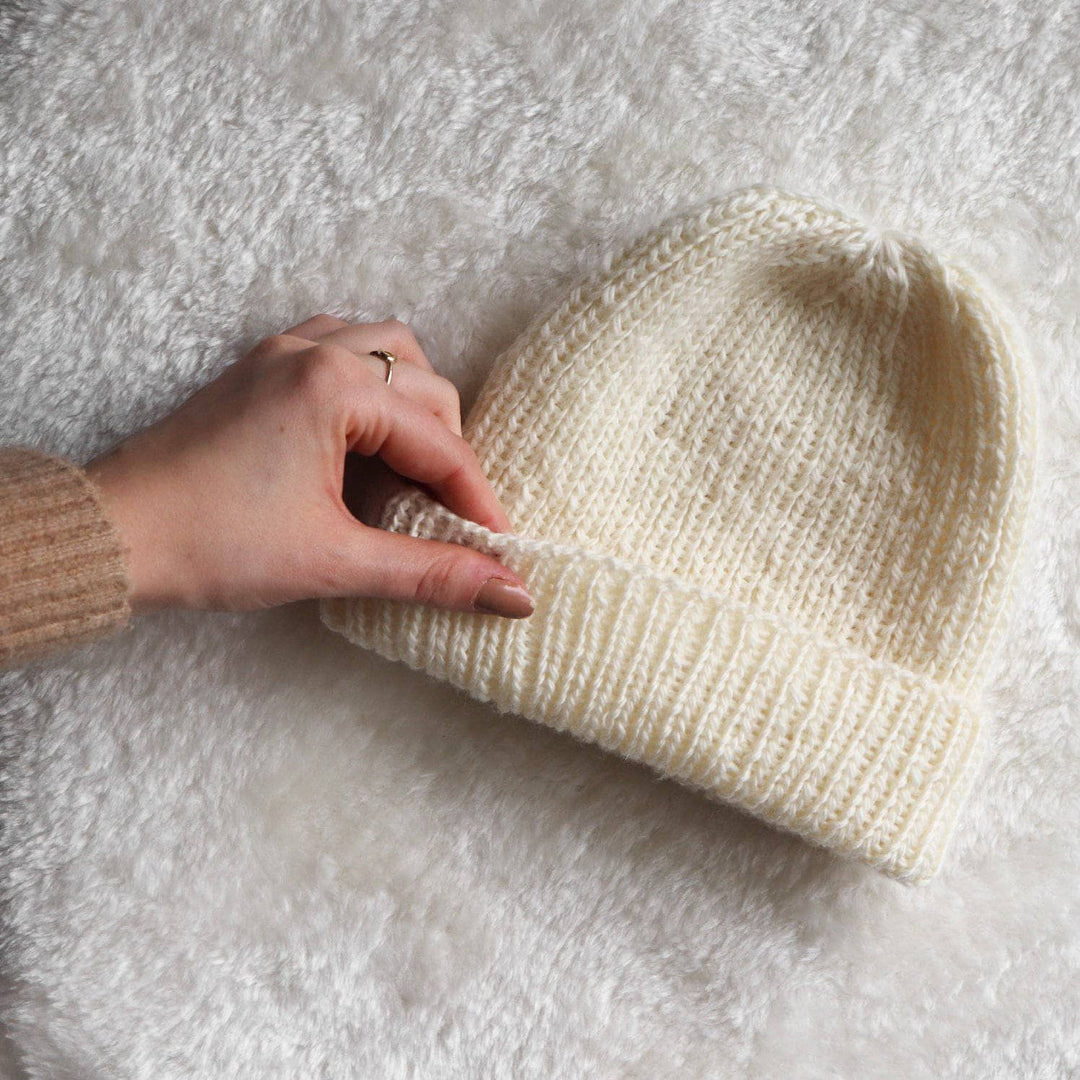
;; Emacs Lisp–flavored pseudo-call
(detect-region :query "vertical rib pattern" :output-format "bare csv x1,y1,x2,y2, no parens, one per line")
0,447,131,667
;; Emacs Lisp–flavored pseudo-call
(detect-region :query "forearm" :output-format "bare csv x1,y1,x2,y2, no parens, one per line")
0,446,131,668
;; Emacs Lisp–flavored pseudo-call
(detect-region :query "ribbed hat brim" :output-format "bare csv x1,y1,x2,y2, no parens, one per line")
320,497,981,885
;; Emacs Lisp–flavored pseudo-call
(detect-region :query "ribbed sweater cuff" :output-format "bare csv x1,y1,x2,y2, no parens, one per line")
0,446,131,668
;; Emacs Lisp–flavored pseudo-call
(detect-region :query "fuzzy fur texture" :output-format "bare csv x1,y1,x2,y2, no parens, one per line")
1,1,1078,1077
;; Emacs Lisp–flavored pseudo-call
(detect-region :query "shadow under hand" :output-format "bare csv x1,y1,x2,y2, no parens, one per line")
341,451,443,529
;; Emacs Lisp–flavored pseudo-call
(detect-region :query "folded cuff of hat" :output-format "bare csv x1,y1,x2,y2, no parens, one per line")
320,493,983,885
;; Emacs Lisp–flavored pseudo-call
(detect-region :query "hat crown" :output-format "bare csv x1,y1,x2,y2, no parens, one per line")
463,187,1035,690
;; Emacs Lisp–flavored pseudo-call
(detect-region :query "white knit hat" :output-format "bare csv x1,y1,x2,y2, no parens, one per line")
321,185,1037,884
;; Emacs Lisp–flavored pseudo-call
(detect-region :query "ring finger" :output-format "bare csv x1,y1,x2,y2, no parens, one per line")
350,348,464,437
315,324,463,436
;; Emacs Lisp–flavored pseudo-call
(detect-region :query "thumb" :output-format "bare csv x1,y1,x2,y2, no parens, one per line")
330,520,535,619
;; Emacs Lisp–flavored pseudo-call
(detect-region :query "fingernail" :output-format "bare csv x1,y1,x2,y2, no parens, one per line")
472,576,534,618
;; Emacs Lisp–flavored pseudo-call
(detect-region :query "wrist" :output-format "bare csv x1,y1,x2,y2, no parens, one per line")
85,445,192,614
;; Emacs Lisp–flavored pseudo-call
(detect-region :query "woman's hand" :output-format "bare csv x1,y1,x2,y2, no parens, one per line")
85,315,534,619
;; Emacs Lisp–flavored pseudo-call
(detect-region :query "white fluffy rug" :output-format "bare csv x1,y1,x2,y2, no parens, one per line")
1,1,1078,1076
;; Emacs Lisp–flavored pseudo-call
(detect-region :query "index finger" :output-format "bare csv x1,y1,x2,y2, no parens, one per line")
345,374,513,534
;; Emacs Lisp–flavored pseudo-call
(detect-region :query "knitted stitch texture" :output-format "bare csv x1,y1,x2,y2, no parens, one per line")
0,446,131,668
321,185,1037,884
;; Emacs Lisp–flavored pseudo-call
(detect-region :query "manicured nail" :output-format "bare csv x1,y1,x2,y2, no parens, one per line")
472,577,534,618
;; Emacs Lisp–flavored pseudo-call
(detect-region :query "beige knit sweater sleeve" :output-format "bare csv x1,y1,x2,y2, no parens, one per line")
0,446,131,669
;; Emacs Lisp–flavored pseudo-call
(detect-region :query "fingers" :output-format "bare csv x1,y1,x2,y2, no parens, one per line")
314,319,435,372
316,322,462,436
342,370,512,533
358,352,464,437
247,327,511,532
263,317,463,436
326,521,533,617
272,317,434,374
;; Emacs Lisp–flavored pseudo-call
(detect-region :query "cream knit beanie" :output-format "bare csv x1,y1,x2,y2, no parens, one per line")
321,185,1036,884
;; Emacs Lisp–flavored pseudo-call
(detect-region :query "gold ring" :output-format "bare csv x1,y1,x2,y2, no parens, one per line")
369,349,396,387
